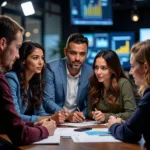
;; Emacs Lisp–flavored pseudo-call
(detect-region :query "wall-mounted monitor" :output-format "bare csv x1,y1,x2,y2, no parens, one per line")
83,33,109,65
84,32,134,70
139,28,150,41
70,0,113,25
110,32,135,70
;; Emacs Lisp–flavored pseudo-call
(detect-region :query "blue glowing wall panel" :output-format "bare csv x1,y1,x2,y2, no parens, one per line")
70,0,113,25
110,32,134,70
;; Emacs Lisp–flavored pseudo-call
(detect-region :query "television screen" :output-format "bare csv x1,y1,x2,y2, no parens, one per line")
139,28,150,41
83,33,109,65
70,0,113,25
109,32,135,70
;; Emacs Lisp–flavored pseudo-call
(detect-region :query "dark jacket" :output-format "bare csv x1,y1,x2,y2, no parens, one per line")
109,86,150,149
0,71,49,146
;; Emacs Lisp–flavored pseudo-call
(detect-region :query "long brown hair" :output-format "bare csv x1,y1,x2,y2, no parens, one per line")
12,40,45,110
89,50,127,105
131,40,150,95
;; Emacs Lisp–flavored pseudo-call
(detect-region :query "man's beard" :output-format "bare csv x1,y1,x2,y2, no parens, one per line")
72,65,81,70
0,65,12,73
5,64,12,72
68,61,82,70
0,48,13,73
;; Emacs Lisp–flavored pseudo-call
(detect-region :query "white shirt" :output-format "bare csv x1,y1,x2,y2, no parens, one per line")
63,66,81,112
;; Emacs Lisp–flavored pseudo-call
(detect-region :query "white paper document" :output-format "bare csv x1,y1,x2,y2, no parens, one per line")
33,135,60,144
72,135,121,143
71,128,121,143
59,121,106,127
33,128,121,144
55,128,86,137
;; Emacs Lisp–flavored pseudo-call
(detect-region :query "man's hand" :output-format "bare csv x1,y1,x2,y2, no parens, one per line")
60,109,70,120
42,120,56,136
51,110,69,124
67,111,85,122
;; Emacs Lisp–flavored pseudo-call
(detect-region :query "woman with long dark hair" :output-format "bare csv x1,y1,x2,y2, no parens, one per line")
87,50,136,122
6,40,66,123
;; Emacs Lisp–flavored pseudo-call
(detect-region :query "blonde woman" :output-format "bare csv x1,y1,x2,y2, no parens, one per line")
108,40,150,149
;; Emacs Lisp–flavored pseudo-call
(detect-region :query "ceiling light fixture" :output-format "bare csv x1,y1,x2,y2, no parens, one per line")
21,1,35,16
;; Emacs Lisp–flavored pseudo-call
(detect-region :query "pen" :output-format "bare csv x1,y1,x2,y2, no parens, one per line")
76,107,85,121
76,107,80,112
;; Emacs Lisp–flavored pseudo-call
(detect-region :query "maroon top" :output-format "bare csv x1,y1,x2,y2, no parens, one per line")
0,71,49,145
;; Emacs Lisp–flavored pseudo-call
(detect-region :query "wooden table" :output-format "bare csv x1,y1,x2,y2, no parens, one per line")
0,125,146,150
20,138,146,150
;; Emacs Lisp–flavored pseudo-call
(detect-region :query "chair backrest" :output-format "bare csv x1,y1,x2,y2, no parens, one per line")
0,137,20,150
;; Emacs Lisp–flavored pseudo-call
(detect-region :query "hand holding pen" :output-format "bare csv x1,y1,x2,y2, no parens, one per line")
76,107,86,120
67,107,85,123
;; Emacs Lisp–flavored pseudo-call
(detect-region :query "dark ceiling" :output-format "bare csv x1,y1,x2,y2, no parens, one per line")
2,0,150,12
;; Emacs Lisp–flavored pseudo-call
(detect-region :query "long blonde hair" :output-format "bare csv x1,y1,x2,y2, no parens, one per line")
131,40,150,95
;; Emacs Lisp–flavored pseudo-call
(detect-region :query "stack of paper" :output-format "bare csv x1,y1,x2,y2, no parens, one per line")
72,135,121,143
71,128,121,143
59,121,106,127
33,135,60,144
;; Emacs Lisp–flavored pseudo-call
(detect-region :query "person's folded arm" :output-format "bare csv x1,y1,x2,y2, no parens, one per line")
0,75,49,146
25,121,34,127
109,104,148,143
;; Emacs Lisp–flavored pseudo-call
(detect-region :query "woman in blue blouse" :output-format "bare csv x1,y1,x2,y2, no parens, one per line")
6,40,67,123
108,40,150,149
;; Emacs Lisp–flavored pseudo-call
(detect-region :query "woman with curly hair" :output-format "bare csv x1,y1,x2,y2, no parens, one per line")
5,40,67,123
87,50,136,122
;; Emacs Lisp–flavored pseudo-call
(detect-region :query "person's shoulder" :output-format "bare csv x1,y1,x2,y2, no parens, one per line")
0,72,9,90
5,71,18,80
139,87,150,106
0,71,4,78
46,58,65,69
5,71,20,85
118,77,130,85
82,63,93,73
0,72,6,83
143,87,150,101
47,58,61,65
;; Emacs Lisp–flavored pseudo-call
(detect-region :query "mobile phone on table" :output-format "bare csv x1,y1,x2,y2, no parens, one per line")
74,127,92,132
